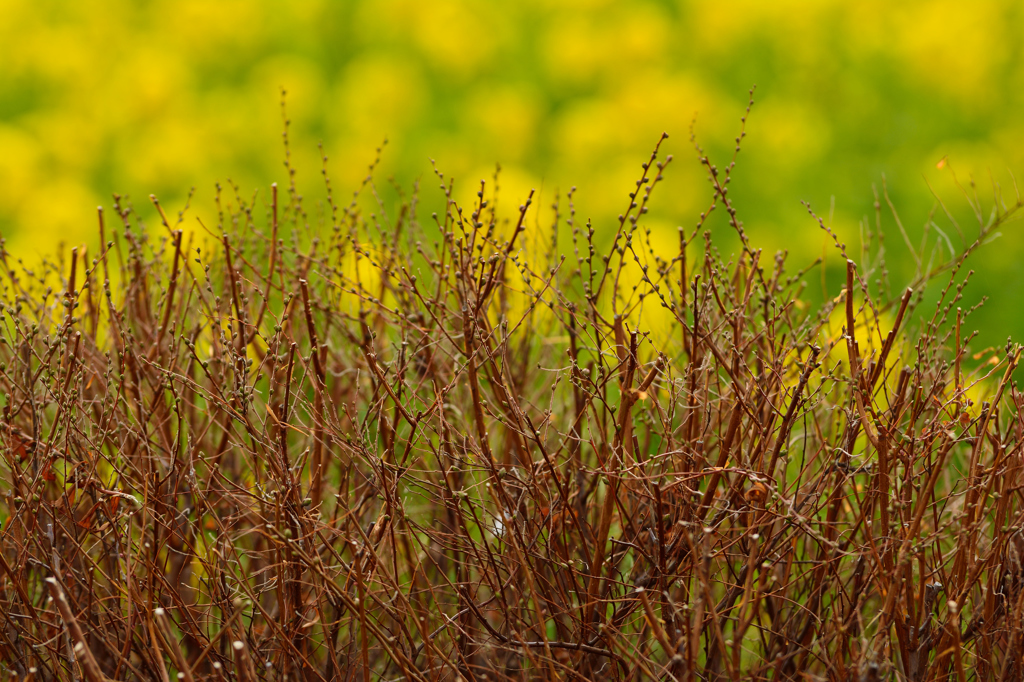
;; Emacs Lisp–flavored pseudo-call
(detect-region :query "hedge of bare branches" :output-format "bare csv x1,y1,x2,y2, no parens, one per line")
2,107,1024,681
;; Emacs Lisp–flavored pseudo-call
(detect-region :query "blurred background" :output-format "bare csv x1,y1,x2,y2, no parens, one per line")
1,0,1023,345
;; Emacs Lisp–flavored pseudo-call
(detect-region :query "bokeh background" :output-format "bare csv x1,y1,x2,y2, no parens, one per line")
2,0,1023,345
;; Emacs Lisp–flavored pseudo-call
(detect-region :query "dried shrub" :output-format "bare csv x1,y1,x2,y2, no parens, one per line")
1,99,1024,681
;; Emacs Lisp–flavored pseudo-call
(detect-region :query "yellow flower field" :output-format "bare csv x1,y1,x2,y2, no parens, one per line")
1,0,1022,339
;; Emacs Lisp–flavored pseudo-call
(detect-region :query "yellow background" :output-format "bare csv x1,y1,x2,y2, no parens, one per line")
1,0,1022,342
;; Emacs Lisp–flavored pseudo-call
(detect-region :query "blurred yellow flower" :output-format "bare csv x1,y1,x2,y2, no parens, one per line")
0,0,1022,343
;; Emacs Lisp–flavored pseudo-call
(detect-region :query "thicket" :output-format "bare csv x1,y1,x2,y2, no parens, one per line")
1,98,1024,681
